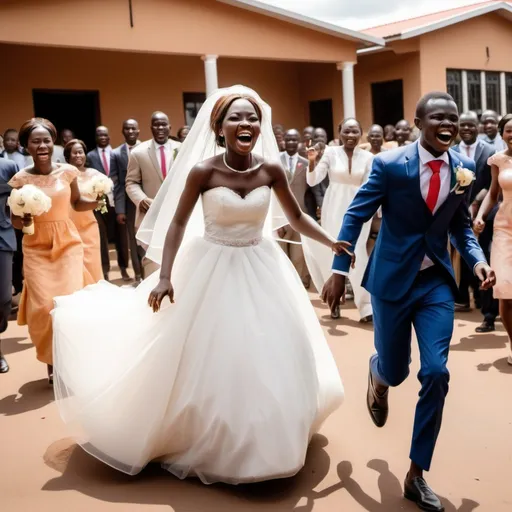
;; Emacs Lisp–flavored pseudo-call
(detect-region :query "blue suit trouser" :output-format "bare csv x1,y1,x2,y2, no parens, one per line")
370,266,454,471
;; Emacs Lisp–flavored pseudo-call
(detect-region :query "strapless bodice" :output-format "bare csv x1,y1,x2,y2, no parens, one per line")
201,186,270,246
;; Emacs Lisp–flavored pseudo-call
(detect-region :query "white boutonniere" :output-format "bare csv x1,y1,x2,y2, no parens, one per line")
451,165,475,195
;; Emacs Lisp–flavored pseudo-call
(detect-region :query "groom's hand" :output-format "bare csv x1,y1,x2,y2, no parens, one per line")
322,274,346,315
475,262,496,290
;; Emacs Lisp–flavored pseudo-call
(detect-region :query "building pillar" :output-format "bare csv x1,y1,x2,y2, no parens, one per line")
480,70,487,112
461,70,469,113
500,71,507,116
202,55,219,97
337,61,356,119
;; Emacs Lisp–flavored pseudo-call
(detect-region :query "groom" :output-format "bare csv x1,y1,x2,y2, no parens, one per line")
323,92,495,511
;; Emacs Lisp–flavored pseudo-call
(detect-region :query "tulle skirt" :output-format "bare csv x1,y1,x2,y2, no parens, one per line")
51,236,344,484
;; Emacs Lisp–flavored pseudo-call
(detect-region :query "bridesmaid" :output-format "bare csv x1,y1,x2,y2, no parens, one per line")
9,119,98,383
65,139,103,284
305,118,373,322
475,113,512,365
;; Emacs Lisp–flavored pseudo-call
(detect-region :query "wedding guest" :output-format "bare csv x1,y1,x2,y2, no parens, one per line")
177,126,190,143
0,158,19,374
8,118,98,384
87,126,130,282
65,139,103,284
395,119,412,147
278,129,312,288
452,111,495,312
313,127,328,145
126,111,181,277
302,126,314,145
52,128,75,164
479,110,507,150
475,113,512,364
110,119,143,283
384,124,395,142
1,129,27,169
273,124,286,152
306,118,373,322
360,124,384,155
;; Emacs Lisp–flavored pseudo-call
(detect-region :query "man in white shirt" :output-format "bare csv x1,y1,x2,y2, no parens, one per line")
478,110,507,150
87,126,129,281
126,112,181,277
323,92,495,511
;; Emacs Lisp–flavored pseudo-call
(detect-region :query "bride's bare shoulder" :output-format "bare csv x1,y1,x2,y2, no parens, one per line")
261,158,286,180
187,155,222,185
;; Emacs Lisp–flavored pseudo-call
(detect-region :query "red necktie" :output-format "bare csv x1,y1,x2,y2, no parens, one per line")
159,146,167,179
102,149,109,175
426,160,443,213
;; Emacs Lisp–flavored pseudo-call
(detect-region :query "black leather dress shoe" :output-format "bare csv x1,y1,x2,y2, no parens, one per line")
0,352,9,373
366,360,388,427
404,476,444,511
475,321,495,333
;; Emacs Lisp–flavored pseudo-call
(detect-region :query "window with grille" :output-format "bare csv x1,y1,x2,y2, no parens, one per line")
486,72,500,113
446,70,462,112
183,92,206,126
467,71,482,113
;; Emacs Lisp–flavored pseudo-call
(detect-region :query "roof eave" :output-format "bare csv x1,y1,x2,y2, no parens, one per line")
217,0,385,47
389,2,512,41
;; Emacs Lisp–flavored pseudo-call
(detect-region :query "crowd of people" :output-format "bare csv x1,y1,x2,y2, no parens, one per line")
0,87,511,510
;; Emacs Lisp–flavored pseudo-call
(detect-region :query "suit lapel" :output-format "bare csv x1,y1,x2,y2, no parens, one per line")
405,143,432,221
432,150,461,221
474,141,484,170
148,140,163,182
292,160,306,184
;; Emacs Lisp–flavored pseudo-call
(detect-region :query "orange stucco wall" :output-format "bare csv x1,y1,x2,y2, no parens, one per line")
0,0,358,63
355,50,421,129
419,12,512,93
0,44,307,146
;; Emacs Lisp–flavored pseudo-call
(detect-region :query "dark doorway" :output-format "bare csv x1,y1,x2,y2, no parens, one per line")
32,89,101,151
309,99,334,142
371,80,404,127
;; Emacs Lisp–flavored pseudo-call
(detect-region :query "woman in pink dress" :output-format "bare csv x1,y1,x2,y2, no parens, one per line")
475,113,512,365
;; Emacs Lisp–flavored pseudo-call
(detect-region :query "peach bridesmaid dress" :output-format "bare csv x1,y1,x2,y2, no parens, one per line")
488,151,512,299
9,165,85,365
70,168,103,284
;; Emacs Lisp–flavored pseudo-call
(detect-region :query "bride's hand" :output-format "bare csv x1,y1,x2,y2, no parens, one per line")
148,279,174,312
332,241,355,268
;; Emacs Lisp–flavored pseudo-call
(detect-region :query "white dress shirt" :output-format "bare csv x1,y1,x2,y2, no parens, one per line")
154,140,172,175
458,140,478,161
286,152,299,175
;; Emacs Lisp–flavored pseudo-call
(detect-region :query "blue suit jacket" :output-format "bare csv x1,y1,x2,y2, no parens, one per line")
0,158,19,252
332,142,486,302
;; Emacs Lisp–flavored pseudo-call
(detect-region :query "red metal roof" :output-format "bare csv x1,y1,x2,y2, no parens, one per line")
363,1,509,38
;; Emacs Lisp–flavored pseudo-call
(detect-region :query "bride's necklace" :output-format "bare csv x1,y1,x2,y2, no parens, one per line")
223,153,259,174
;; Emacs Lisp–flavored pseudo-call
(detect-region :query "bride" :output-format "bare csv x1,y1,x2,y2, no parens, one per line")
51,86,347,485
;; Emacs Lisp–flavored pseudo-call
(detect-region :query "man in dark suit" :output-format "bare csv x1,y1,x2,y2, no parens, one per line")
0,158,19,373
452,111,496,313
278,129,311,288
87,126,130,282
110,119,143,283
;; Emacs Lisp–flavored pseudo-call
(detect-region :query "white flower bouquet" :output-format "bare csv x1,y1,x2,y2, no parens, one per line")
81,175,113,214
8,184,52,235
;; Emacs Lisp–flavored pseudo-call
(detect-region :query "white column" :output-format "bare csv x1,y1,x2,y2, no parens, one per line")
480,70,487,112
461,70,469,113
337,61,356,119
500,71,507,116
202,55,219,97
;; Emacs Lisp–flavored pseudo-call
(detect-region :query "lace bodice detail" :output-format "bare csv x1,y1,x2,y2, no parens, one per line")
201,186,270,246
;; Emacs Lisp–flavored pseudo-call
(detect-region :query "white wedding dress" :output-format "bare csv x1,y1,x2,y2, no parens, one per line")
51,184,344,484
